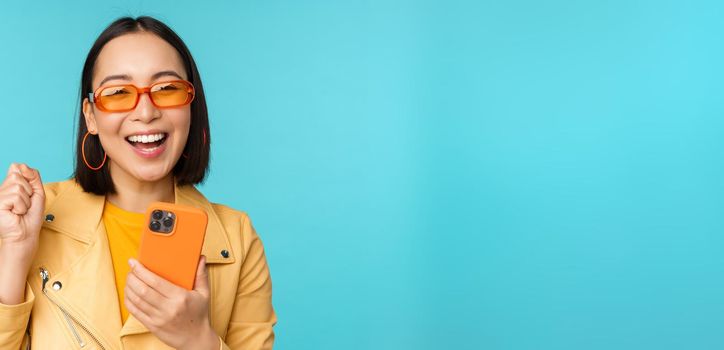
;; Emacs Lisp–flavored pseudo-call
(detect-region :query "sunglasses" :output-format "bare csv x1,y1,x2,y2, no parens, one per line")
88,80,195,112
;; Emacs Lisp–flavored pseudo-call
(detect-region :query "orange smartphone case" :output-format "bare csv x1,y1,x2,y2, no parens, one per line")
138,202,208,290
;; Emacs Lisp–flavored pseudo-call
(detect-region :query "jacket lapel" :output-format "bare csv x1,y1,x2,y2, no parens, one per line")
42,180,104,243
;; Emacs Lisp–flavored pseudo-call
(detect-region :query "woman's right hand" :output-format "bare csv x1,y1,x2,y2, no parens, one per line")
0,163,45,257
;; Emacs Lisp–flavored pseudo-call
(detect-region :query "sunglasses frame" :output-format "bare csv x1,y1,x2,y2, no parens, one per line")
89,79,195,112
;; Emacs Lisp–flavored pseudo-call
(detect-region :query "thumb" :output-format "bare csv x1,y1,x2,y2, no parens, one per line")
193,255,210,295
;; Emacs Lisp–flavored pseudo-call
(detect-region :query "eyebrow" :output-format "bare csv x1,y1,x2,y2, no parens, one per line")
97,70,184,87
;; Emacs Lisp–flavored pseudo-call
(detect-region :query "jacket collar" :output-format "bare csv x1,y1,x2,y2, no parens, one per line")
42,179,235,264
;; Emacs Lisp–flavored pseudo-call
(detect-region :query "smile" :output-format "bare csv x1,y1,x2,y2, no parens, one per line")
125,132,169,158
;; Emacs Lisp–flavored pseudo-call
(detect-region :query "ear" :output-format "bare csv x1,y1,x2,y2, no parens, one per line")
82,97,98,134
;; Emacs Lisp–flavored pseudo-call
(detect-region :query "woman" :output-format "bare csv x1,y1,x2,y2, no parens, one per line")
0,16,276,349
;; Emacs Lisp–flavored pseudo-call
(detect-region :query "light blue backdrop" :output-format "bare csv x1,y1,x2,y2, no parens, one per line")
2,1,723,349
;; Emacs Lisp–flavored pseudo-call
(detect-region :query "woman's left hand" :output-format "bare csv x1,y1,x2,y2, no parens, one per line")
125,256,220,350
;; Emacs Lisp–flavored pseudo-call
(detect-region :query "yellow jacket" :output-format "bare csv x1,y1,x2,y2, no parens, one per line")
0,179,276,349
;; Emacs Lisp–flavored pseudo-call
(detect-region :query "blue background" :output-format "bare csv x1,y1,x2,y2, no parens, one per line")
2,1,724,349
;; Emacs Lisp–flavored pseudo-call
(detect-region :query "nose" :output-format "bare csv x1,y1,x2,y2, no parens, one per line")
130,92,160,123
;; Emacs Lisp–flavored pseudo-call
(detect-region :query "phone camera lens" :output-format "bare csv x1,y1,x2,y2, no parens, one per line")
152,210,163,220
150,221,161,231
162,217,174,227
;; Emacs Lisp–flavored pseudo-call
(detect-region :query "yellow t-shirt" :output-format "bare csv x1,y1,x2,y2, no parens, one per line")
102,200,144,323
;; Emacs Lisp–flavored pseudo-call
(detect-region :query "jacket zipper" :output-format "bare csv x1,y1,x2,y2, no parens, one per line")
39,267,106,350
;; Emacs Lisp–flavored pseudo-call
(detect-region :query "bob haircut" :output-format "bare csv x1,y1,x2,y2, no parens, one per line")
74,16,210,195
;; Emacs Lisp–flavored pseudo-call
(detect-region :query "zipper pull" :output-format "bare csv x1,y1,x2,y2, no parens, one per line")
39,267,49,291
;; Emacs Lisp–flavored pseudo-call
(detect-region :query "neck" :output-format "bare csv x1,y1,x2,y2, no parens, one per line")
106,162,175,213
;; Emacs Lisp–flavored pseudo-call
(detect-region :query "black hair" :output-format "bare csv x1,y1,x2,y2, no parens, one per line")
74,16,210,195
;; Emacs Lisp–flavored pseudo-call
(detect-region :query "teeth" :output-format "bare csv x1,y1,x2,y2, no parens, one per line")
127,133,165,143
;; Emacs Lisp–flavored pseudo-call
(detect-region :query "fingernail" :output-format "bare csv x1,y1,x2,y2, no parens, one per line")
128,259,136,268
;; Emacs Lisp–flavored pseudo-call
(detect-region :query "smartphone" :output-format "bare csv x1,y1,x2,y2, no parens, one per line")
137,202,208,290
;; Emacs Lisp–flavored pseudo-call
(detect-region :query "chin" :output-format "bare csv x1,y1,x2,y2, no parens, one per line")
130,165,174,183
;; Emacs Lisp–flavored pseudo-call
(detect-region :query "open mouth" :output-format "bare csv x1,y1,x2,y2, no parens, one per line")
125,133,168,152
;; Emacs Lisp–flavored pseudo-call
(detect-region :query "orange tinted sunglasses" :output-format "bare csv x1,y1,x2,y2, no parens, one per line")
89,80,195,112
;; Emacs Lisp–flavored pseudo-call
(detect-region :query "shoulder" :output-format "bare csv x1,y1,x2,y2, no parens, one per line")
210,202,250,223
41,179,79,205
210,202,254,235
208,202,264,252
